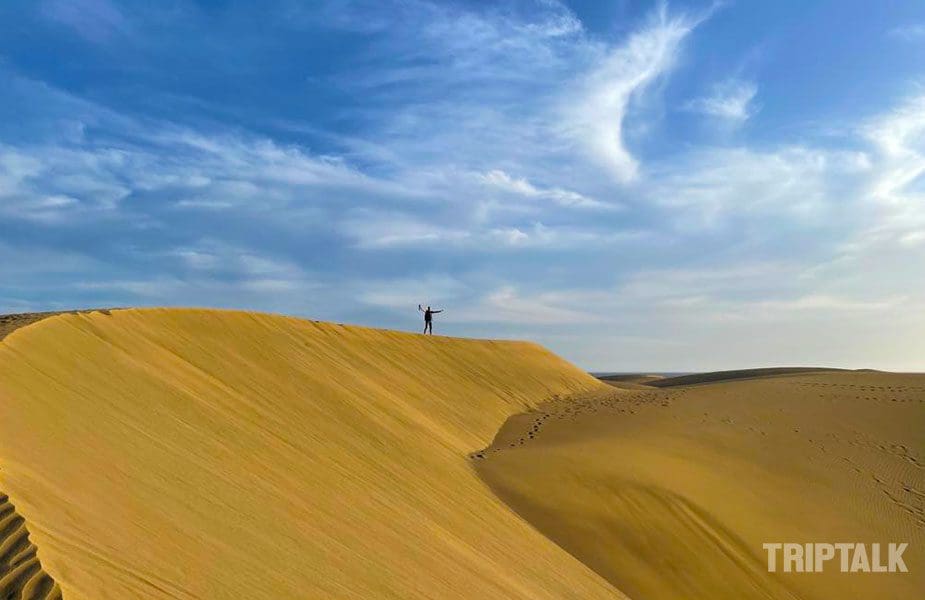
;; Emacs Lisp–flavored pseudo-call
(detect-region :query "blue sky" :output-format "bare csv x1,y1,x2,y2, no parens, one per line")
1,0,924,371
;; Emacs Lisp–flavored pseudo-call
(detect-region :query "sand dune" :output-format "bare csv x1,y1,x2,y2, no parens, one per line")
647,367,848,387
476,371,925,599
0,308,620,599
598,374,667,389
1,308,921,599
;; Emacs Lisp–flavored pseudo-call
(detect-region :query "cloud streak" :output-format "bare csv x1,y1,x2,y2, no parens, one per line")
563,6,702,181
685,79,758,123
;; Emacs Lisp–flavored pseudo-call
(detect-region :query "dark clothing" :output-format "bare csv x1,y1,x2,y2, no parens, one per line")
420,307,442,335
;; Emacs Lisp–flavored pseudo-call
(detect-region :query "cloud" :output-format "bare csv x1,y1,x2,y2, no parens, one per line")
750,294,907,313
813,92,925,271
357,278,591,326
863,94,925,161
851,92,925,238
454,286,590,325
563,7,702,182
358,275,468,310
343,213,637,250
477,169,615,210
0,144,131,221
685,79,758,123
4,1,925,370
488,222,648,248
645,145,870,228
343,214,471,249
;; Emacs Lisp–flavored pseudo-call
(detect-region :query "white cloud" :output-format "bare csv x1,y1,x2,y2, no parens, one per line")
645,146,868,227
850,93,925,244
454,286,590,325
750,294,907,313
488,222,648,248
864,94,925,160
685,79,758,123
563,7,702,182
900,230,925,246
357,277,593,326
157,130,390,194
343,214,471,249
490,227,531,246
0,145,130,220
359,275,467,310
157,243,318,296
477,169,615,210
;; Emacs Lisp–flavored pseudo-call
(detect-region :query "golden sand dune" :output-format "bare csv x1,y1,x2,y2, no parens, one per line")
648,367,849,388
476,372,925,599
1,308,922,599
0,308,621,599
598,374,667,389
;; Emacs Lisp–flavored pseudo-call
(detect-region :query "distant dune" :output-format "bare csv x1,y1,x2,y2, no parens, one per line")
1,309,922,599
646,367,852,387
597,373,667,386
0,308,618,599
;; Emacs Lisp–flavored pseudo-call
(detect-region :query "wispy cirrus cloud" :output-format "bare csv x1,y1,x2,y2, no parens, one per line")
562,6,705,182
685,79,758,123
477,169,615,210
645,145,871,228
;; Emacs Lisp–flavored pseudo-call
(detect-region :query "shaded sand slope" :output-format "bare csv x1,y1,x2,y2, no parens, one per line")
476,371,925,600
598,374,666,390
1,311,73,600
648,367,847,387
0,308,621,599
1,492,62,599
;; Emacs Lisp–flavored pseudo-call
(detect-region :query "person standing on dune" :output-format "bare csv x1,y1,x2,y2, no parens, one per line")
418,304,443,335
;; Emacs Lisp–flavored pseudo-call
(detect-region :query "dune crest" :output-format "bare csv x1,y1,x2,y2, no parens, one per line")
0,308,620,599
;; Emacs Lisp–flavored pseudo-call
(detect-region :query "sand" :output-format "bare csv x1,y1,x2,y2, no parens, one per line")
476,371,925,599
0,307,921,599
0,491,62,599
648,367,849,387
0,308,619,599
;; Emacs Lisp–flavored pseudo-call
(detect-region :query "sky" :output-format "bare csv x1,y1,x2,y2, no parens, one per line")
1,0,924,371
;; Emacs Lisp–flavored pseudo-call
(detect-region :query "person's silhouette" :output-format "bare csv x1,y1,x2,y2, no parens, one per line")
418,304,443,335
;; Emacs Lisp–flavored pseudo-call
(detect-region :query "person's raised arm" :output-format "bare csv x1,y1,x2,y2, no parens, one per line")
418,304,423,312
433,309,443,313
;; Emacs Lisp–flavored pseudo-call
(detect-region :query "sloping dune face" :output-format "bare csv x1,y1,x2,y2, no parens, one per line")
0,491,62,599
476,373,925,600
0,308,620,599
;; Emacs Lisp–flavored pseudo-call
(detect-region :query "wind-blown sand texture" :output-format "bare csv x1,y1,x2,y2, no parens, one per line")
0,308,618,599
1,311,77,600
1,491,62,599
476,371,925,599
0,308,921,599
